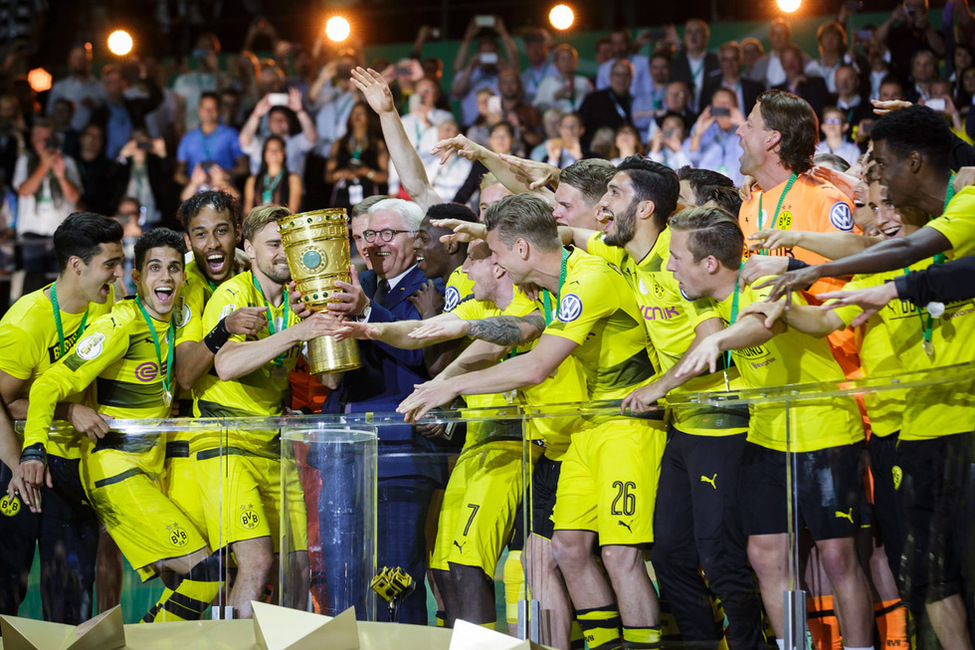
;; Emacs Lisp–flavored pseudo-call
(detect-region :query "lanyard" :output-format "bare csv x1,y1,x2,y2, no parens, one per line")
902,174,955,357
722,263,744,388
756,173,799,252
252,273,289,366
262,171,284,204
540,248,571,326
50,280,88,359
135,295,174,403
608,91,629,121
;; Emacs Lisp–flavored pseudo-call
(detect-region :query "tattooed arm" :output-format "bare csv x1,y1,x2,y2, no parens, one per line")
465,312,545,346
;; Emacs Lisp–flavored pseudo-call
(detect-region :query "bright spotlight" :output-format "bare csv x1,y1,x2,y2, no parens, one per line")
777,0,801,12
549,4,574,30
28,68,52,93
326,16,351,42
107,30,133,56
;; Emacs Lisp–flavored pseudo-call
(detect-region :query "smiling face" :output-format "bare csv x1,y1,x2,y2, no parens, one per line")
486,228,529,285
245,221,291,285
869,181,926,239
871,139,916,210
132,247,185,320
597,171,641,246
263,138,285,168
78,242,125,304
415,219,452,279
363,209,417,279
554,182,601,230
465,240,503,302
184,206,237,285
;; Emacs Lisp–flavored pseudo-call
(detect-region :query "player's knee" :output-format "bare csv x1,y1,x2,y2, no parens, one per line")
234,542,273,578
186,553,222,583
600,544,642,575
817,539,858,580
449,563,491,588
551,532,589,571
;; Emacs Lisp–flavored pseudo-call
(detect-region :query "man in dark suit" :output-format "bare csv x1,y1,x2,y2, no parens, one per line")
670,19,721,113
319,198,447,625
701,41,763,117
579,59,634,152
773,44,830,120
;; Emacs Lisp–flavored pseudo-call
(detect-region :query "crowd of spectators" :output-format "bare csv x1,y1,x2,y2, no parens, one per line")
0,1,972,300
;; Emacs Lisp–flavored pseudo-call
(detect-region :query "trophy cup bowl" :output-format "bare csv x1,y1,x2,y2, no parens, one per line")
278,209,361,374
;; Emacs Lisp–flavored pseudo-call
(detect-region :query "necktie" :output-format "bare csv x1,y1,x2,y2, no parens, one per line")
374,279,391,306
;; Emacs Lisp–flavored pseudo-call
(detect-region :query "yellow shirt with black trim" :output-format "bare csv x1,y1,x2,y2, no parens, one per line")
541,247,658,401
831,260,975,441
444,265,476,313
453,289,587,459
195,270,302,425
587,229,748,436
0,285,116,459
712,280,863,452
926,186,975,258
23,297,174,453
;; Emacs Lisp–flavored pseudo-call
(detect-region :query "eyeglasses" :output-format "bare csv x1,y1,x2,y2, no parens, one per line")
824,118,842,125
362,229,416,243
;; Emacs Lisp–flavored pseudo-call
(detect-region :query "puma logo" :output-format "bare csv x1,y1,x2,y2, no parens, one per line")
835,508,854,524
700,474,717,489
618,520,632,533
452,540,466,552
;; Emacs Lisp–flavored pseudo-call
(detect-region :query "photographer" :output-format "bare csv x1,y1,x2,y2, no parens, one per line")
114,130,173,228
876,0,946,84
451,15,518,128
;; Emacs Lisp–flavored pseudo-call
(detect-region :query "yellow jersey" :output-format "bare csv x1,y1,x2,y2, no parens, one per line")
0,284,116,458
587,229,748,436
926,186,975,258
832,260,975,441
444,265,477,314
542,248,658,401
23,297,175,452
712,280,863,452
195,270,302,420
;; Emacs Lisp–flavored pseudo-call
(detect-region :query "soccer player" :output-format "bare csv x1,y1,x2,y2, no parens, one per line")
19,228,224,624
558,156,764,648
664,206,874,650
0,212,123,623
194,205,337,619
399,194,664,650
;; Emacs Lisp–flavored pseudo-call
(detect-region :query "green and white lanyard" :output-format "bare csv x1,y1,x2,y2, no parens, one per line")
723,263,744,391
505,248,570,365
904,174,955,357
252,273,289,367
135,295,175,407
261,171,284,204
756,172,798,254
50,280,88,360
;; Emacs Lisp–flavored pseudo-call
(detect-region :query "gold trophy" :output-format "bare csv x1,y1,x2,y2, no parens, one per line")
278,209,361,374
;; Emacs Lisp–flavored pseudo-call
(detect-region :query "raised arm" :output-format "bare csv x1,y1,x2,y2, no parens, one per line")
431,135,556,205
351,67,442,212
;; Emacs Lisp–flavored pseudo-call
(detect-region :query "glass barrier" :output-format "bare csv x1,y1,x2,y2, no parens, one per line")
4,362,973,650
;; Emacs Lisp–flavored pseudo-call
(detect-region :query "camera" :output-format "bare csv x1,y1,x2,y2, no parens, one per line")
711,106,731,117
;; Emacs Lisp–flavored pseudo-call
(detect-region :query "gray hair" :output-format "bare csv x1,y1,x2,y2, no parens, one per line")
369,198,423,231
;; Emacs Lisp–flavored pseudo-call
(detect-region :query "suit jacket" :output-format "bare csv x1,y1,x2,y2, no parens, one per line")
671,52,722,110
322,265,447,482
701,76,764,116
578,89,632,151
774,77,829,120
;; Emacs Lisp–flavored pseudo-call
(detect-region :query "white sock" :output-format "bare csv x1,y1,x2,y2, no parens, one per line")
775,639,785,650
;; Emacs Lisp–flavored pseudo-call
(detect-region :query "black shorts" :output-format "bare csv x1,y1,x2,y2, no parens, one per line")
528,454,562,540
895,432,975,604
740,442,866,540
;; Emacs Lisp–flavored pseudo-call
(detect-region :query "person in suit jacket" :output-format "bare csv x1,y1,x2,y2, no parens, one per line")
774,44,830,120
701,42,764,117
670,19,722,113
318,198,447,625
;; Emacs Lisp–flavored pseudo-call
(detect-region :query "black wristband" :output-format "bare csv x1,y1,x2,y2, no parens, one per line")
786,257,810,272
20,443,46,466
204,317,232,355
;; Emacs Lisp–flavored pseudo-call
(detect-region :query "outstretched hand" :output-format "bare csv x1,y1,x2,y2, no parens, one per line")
351,67,396,115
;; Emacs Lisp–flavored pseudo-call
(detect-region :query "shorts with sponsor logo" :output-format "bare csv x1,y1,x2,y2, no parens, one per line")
430,440,538,576
80,438,208,580
740,441,865,540
553,417,665,545
195,449,308,554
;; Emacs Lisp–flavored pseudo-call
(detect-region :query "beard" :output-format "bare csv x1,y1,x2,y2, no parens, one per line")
603,201,638,247
259,257,292,285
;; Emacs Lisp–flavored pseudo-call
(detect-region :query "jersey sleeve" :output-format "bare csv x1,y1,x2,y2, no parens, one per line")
22,313,131,450
586,232,626,267
826,273,871,327
174,281,206,347
926,187,975,258
202,284,246,344
816,185,855,233
0,322,40,381
542,267,618,345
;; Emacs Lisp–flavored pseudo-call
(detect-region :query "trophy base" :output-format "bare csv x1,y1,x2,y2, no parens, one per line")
307,335,361,375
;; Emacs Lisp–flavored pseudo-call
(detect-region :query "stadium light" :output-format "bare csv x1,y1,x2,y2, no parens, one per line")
28,68,52,93
777,0,801,12
108,30,134,56
549,4,574,30
326,16,351,42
